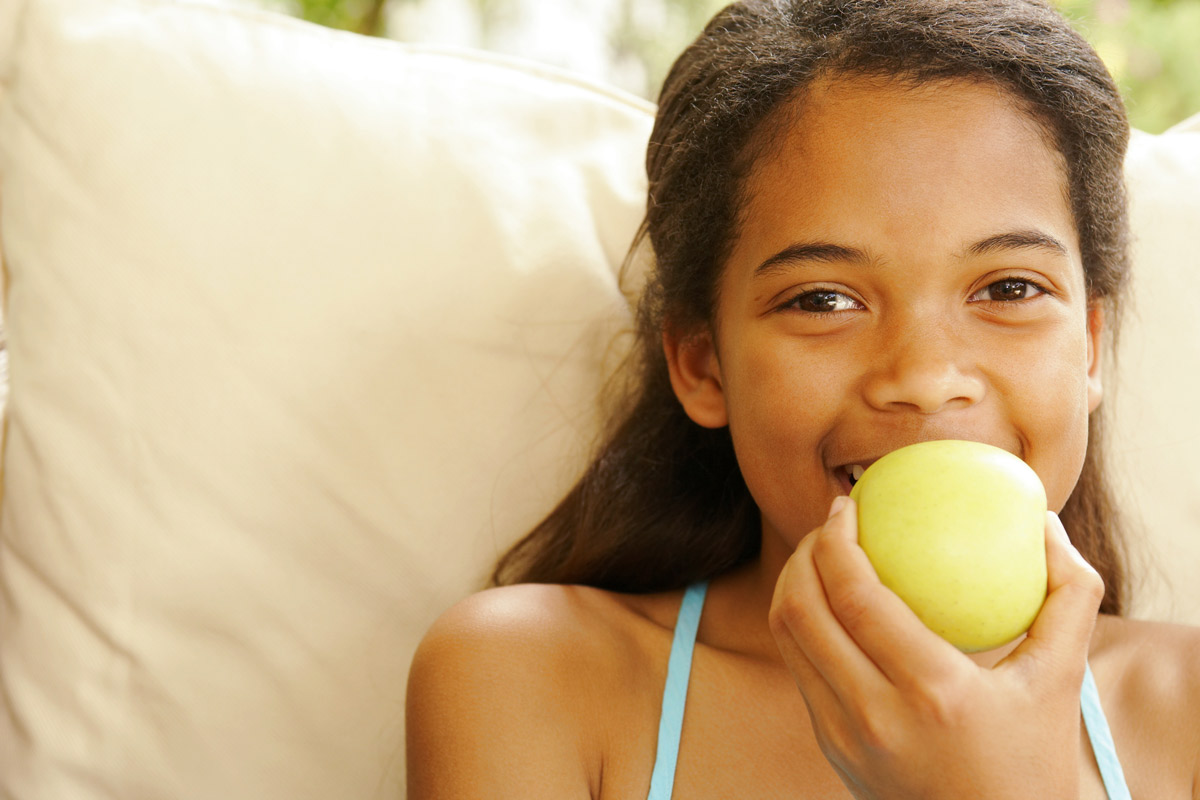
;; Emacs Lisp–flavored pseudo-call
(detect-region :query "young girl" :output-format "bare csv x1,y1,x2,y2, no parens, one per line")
407,1,1200,797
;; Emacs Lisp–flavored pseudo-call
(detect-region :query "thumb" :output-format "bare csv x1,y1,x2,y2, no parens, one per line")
1010,512,1104,671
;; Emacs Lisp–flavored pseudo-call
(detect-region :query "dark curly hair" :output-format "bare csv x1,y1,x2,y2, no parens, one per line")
494,0,1132,614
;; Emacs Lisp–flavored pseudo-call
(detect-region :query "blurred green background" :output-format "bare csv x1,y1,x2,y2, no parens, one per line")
267,0,1198,133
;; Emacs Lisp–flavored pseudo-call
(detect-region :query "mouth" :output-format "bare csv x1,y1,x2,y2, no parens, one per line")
831,439,1023,496
835,463,868,495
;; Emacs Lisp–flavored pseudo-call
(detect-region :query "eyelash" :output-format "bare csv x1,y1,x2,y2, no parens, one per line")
781,287,862,315
967,277,1050,304
780,277,1051,316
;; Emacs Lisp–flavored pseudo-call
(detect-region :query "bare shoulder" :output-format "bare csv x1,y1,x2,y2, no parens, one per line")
406,583,677,799
1089,614,1200,797
1091,613,1200,701
410,582,673,681
413,583,618,662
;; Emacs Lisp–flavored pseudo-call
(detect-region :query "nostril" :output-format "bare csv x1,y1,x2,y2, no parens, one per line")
864,369,987,415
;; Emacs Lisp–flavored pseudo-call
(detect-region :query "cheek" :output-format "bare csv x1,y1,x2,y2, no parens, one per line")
1035,410,1090,513
1010,328,1094,511
719,334,851,534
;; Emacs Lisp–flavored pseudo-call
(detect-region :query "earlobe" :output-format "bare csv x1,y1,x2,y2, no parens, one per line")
663,326,728,428
1086,303,1104,413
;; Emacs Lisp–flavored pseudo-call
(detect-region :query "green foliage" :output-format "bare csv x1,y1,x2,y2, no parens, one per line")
610,0,729,100
290,0,389,35
282,0,1197,132
1053,0,1200,133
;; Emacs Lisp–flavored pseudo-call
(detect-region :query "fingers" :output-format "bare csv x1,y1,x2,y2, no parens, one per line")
769,498,887,765
1009,512,1104,674
768,608,847,750
770,498,885,702
771,497,978,779
769,506,1098,799
810,497,962,688
772,497,961,703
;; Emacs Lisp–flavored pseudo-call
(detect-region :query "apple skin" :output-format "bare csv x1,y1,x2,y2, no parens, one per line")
848,440,1048,653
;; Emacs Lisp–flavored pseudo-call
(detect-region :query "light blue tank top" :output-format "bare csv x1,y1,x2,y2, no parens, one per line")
646,581,1131,800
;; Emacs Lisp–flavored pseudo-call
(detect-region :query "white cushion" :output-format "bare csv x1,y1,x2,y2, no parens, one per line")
1113,113,1200,623
0,0,650,797
0,0,1196,798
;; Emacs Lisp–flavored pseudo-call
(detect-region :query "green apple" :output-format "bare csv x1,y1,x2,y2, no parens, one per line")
847,440,1048,653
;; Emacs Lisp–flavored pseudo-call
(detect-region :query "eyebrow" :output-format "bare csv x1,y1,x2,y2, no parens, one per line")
965,230,1069,258
753,229,1069,277
754,242,873,277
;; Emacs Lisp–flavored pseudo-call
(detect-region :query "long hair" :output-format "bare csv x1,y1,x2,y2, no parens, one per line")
494,0,1132,614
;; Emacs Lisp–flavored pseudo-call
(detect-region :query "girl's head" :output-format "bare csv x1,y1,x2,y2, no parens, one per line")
496,0,1131,612
644,0,1128,335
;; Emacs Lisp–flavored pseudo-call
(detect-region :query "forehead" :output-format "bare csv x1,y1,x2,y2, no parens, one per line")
730,75,1076,262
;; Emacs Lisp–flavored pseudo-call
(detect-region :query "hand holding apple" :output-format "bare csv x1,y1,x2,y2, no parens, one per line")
848,440,1048,652
769,441,1103,800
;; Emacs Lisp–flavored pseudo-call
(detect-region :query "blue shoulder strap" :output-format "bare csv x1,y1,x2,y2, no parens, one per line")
1081,661,1132,800
646,581,708,800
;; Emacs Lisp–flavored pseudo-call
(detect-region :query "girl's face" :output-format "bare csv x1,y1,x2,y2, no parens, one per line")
667,76,1103,558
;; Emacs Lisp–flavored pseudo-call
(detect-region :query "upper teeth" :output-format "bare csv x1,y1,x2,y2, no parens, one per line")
848,465,865,483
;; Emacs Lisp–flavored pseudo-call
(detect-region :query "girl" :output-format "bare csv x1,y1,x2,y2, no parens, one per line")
407,1,1200,797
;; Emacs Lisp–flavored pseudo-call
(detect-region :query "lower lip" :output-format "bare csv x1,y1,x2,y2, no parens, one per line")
836,469,853,496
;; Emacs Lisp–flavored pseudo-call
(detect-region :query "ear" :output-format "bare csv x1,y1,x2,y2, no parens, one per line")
663,325,728,428
1086,302,1104,413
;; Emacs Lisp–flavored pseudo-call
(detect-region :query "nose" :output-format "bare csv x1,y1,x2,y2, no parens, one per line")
862,322,986,414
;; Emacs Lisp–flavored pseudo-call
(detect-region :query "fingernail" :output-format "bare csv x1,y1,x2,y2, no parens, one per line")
828,495,849,519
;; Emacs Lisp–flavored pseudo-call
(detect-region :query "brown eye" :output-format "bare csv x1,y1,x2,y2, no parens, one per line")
970,279,1046,303
788,290,860,313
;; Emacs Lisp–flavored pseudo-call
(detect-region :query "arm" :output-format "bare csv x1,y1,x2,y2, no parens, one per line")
406,586,596,800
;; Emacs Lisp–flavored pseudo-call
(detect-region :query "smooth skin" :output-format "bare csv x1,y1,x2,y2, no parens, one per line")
406,77,1200,798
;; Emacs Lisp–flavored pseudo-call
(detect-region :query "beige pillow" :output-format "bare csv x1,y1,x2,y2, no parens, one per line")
1113,114,1200,623
0,0,1196,798
0,0,650,797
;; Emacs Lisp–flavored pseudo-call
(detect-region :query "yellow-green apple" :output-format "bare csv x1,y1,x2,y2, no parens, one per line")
848,440,1048,652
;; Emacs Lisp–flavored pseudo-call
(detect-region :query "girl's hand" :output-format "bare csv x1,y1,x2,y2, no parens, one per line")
768,496,1105,800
